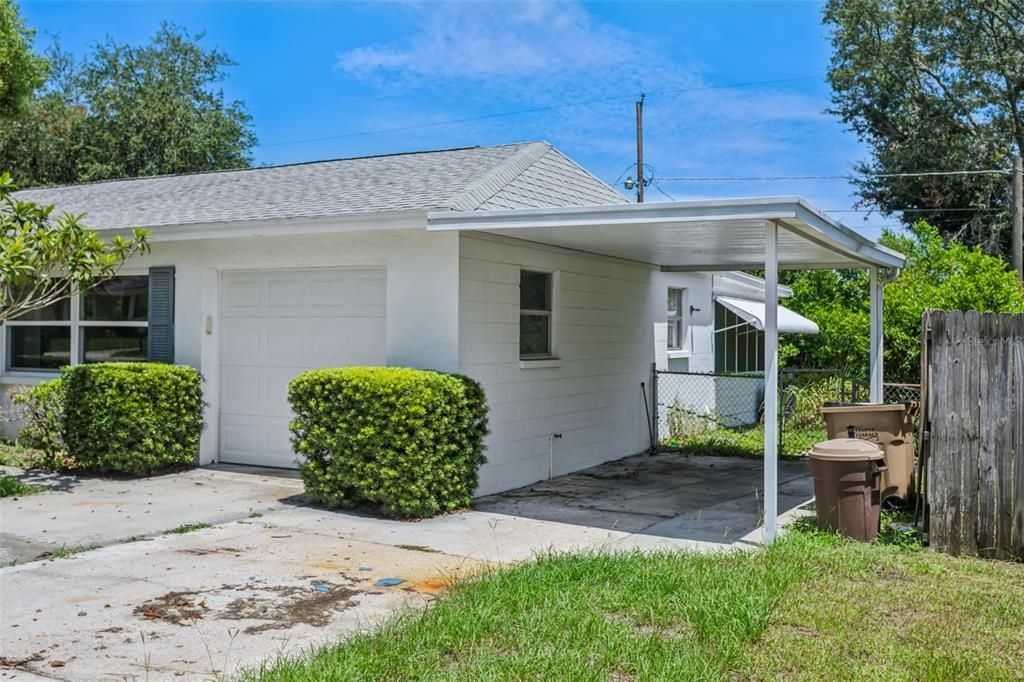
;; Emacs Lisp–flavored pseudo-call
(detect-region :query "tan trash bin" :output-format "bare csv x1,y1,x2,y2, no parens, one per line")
820,403,916,507
808,438,887,542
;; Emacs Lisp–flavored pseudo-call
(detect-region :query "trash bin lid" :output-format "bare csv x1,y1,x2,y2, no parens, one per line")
820,403,908,413
809,438,884,461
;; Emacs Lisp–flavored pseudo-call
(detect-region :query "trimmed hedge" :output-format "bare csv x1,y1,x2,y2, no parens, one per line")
61,363,205,475
288,367,489,519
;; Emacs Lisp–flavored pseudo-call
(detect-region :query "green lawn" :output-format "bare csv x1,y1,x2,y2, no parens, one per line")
240,527,1024,681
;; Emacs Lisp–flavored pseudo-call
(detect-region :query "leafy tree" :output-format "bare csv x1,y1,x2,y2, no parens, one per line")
0,23,256,186
0,0,48,118
0,46,85,186
0,173,148,323
71,24,256,181
824,0,1024,256
784,221,1024,382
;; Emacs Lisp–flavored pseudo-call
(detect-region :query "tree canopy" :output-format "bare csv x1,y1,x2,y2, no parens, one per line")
0,22,256,186
783,221,1024,382
824,0,1024,257
0,0,48,119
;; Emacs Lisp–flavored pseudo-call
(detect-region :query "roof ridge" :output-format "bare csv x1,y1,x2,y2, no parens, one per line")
447,141,553,211
14,142,542,193
541,146,627,202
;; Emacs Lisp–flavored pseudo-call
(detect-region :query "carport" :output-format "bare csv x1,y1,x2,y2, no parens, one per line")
428,197,906,543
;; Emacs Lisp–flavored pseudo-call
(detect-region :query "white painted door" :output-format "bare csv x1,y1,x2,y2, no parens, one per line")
219,268,387,468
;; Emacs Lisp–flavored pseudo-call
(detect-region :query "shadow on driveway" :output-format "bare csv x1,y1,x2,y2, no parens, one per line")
474,452,812,545
2,466,83,494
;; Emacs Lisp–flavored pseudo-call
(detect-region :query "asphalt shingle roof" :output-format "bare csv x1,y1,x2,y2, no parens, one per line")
12,141,627,231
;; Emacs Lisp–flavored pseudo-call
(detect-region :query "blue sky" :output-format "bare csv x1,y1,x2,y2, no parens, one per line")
21,0,894,239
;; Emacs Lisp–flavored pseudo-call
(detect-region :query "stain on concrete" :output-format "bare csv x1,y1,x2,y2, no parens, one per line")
134,580,361,635
179,546,243,556
395,544,441,553
134,590,208,624
218,582,359,634
0,649,46,669
309,560,344,570
408,577,451,594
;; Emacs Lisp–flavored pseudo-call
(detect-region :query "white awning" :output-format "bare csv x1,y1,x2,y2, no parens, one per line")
716,296,819,334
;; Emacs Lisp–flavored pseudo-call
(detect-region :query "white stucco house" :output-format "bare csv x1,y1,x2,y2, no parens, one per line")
3,141,902,530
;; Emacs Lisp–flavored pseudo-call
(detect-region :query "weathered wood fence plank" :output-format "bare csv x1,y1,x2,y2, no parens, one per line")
926,310,1024,559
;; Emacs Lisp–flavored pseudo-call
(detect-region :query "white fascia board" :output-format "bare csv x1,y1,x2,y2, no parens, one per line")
788,201,906,269
427,197,803,231
93,209,429,242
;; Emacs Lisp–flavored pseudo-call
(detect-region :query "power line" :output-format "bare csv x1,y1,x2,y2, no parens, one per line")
652,184,677,202
654,169,1012,182
257,76,818,149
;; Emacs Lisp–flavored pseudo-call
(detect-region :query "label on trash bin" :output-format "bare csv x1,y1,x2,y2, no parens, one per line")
841,422,881,441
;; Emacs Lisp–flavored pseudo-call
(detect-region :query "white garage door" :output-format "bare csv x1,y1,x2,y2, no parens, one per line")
219,268,387,468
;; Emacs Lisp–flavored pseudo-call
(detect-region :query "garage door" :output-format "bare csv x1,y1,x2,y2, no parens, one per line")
219,268,387,468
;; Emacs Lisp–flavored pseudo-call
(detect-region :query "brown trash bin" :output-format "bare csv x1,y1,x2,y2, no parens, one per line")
808,438,887,542
820,403,916,506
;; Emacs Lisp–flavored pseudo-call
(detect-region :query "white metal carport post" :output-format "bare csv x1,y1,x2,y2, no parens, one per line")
763,221,779,544
869,267,883,402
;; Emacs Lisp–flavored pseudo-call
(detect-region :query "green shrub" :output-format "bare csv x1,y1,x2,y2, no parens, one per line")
289,367,489,519
61,363,205,475
8,379,72,469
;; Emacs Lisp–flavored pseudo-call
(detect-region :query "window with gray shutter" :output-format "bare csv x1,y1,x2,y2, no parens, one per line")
147,266,175,363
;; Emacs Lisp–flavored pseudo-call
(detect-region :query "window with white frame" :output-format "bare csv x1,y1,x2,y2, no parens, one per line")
6,275,149,372
667,287,689,351
519,270,553,359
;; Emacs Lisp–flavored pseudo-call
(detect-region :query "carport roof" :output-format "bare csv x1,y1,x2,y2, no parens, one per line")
428,196,905,271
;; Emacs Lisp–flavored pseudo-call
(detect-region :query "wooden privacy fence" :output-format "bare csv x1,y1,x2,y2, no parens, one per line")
925,310,1024,559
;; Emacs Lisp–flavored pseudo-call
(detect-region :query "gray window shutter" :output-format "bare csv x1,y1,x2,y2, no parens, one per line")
148,266,175,363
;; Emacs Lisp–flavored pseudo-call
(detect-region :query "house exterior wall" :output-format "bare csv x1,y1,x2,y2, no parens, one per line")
457,232,659,496
0,228,461,458
657,272,715,374
1,221,771,497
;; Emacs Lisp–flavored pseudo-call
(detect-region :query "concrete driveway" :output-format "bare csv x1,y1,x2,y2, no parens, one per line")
0,465,306,566
1,462,726,681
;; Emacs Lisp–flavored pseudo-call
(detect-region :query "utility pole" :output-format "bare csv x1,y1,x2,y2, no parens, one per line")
1013,155,1022,281
635,94,645,203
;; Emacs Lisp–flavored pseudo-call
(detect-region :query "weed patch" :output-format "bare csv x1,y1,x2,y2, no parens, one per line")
0,475,40,497
167,523,212,535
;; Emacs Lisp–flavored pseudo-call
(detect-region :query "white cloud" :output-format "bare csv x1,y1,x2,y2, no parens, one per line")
337,1,645,85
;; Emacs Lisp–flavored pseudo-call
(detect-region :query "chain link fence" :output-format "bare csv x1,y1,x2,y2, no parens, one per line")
653,367,920,458
883,382,922,404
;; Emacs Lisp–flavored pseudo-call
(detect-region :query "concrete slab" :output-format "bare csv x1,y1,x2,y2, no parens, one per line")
475,452,813,544
1,452,807,680
0,516,482,681
0,465,304,565
1,465,724,680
